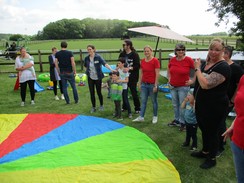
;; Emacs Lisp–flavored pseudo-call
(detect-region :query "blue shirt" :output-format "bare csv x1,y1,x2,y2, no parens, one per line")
184,102,197,124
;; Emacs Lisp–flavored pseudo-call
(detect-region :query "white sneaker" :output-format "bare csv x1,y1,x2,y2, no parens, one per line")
55,95,60,100
61,94,65,100
20,102,25,107
152,116,158,124
31,100,35,105
132,116,144,122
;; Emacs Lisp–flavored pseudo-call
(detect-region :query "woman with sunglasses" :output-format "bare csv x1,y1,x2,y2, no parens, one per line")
167,43,195,131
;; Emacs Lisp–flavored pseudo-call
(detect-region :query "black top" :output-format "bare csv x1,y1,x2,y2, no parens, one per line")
194,61,231,104
55,50,74,73
119,51,140,83
228,62,244,100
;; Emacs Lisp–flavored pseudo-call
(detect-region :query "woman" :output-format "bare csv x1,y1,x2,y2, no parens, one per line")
223,75,244,183
15,47,36,106
217,45,244,157
49,47,64,100
167,43,195,131
133,45,160,124
191,38,231,169
84,45,114,113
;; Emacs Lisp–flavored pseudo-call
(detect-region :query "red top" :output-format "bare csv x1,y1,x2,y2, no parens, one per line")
168,56,194,87
141,57,160,84
233,75,244,149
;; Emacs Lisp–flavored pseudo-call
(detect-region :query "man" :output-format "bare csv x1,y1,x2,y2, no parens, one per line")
55,41,79,104
118,39,141,113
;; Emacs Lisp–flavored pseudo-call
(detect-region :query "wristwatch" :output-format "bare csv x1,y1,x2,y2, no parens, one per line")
195,68,200,72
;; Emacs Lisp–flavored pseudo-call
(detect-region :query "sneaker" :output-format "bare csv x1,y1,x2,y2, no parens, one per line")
200,158,216,169
132,116,144,122
20,102,25,107
122,109,127,112
90,107,96,113
61,94,65,100
99,106,104,111
31,100,35,105
152,116,158,124
216,149,224,158
168,120,180,127
55,95,59,100
191,151,208,159
181,142,189,148
190,147,198,151
135,110,140,114
128,113,133,119
117,117,123,121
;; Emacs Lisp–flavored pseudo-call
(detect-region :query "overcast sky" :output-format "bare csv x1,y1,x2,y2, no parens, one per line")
0,0,237,36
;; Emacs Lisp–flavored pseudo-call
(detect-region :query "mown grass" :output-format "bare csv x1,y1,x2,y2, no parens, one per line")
0,69,236,183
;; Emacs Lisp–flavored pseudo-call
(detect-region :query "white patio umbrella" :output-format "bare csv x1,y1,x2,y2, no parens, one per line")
128,26,194,56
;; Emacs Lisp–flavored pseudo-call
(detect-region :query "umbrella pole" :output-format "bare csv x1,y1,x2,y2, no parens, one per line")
154,37,160,57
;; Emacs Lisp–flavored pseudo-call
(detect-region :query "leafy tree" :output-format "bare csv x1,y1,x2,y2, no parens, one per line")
9,34,23,41
42,19,85,39
208,0,244,49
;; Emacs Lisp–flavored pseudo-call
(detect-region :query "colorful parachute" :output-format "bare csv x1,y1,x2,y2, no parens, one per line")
0,114,180,183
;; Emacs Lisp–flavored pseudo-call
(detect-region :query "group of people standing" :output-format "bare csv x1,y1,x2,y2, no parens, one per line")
15,39,244,181
166,38,244,181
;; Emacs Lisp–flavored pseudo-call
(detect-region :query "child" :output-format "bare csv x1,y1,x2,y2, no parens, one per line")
19,54,36,78
111,71,123,120
117,57,132,119
181,89,198,151
106,72,112,98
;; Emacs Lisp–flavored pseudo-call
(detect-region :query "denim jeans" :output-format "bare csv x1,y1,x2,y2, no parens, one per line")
60,72,79,104
122,89,131,114
140,83,158,117
231,141,244,183
170,86,189,124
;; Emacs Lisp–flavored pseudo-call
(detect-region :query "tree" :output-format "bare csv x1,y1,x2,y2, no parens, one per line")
9,34,23,41
208,0,244,49
42,19,85,39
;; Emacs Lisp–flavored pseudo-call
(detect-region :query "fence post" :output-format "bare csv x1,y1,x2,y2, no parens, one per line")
80,49,83,71
38,49,43,72
158,49,162,69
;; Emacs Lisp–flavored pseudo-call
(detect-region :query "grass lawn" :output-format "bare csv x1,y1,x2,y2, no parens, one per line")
0,70,236,183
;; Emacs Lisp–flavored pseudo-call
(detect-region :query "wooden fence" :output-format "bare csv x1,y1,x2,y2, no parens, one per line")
0,48,209,73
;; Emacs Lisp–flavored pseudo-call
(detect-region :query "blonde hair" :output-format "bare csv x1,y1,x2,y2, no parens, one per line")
209,38,225,50
144,45,153,52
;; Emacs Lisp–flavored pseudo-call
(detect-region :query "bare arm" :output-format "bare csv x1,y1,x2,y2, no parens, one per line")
71,56,76,75
54,58,60,74
196,71,225,89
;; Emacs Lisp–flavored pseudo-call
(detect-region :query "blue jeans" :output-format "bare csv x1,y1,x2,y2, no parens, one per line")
122,89,131,114
140,83,158,117
170,86,189,124
231,141,244,183
60,72,79,104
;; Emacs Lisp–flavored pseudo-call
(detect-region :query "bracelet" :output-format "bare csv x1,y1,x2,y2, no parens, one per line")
195,68,200,72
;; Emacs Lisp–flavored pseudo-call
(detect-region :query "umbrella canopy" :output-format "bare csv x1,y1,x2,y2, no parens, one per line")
128,26,193,56
128,26,193,43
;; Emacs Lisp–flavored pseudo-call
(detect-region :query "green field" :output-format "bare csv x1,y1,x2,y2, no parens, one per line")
0,38,208,73
0,39,237,183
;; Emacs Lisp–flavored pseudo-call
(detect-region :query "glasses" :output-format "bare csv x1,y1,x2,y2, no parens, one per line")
176,49,185,51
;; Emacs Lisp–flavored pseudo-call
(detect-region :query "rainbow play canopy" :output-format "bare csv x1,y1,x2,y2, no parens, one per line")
0,114,180,183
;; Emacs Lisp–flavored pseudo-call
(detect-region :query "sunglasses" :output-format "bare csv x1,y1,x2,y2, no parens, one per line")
176,49,185,51
122,44,127,47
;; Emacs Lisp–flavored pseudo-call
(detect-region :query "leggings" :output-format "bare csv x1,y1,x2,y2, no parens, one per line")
20,80,35,102
53,80,63,95
88,77,103,108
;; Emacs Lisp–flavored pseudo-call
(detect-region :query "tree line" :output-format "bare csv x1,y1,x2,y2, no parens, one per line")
34,18,159,40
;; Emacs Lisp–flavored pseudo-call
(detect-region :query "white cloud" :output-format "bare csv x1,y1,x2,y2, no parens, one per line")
0,0,238,36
